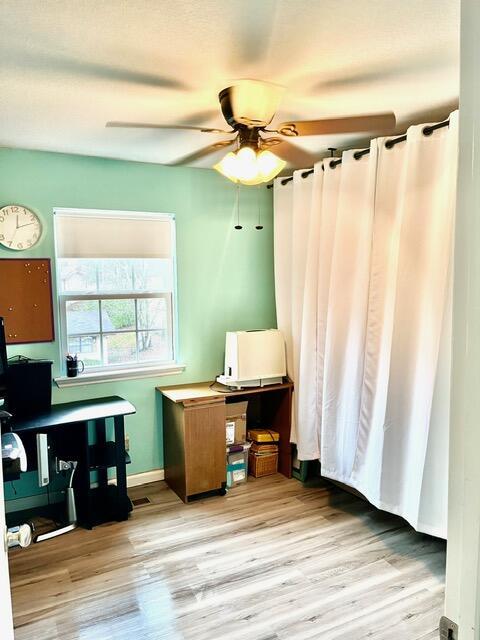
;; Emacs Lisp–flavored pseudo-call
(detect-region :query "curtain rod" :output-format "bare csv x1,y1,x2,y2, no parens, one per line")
266,118,450,189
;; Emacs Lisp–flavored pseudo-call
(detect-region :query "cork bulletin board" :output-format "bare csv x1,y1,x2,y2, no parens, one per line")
0,258,55,344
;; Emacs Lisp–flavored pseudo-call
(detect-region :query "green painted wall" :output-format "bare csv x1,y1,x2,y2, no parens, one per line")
0,148,276,501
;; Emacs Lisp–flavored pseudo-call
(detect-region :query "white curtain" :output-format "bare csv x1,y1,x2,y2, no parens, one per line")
274,111,458,538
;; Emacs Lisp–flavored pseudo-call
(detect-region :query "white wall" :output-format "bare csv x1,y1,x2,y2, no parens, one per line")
445,1,480,637
0,471,14,639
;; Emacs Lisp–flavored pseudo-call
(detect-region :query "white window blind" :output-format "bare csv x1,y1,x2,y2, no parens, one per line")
54,208,177,375
54,209,174,259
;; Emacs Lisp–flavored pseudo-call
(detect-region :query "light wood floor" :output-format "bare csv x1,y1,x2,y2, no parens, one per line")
8,475,446,640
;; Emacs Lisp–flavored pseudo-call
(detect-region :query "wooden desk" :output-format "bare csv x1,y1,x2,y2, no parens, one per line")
10,396,136,529
157,381,293,503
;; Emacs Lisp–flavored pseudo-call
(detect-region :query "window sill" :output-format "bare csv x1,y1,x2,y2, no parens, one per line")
54,363,186,387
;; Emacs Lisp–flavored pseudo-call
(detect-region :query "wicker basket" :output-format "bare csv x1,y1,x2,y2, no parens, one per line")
248,452,278,478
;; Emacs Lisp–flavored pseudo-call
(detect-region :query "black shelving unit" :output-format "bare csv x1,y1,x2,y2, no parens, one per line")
10,396,136,529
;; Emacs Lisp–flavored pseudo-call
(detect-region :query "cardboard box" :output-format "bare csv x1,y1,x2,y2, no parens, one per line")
247,429,279,443
225,400,248,445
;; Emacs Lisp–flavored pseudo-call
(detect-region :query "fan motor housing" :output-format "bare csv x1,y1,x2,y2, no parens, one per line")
219,87,263,149
219,87,270,130
219,87,239,128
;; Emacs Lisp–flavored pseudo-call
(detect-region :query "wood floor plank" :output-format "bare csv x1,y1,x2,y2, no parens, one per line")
8,475,445,640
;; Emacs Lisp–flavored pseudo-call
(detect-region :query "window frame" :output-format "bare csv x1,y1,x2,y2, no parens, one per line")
68,335,95,354
59,292,175,373
54,208,178,375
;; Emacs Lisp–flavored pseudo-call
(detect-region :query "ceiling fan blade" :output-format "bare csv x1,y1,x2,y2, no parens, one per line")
176,109,220,127
106,122,234,134
169,139,236,166
274,112,396,137
311,52,445,93
3,46,189,90
261,138,316,168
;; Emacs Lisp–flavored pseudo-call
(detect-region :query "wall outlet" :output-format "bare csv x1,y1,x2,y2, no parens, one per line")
125,434,130,452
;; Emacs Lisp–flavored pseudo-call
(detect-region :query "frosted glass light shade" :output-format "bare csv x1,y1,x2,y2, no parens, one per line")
213,152,239,182
213,147,285,185
235,147,258,182
230,80,285,127
257,150,286,182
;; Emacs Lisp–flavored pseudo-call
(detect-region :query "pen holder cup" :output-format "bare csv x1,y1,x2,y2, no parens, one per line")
66,359,85,378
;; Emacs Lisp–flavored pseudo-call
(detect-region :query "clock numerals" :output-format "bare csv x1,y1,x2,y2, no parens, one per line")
0,205,42,251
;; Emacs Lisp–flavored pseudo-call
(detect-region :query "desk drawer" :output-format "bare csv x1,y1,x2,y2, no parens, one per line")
184,401,226,496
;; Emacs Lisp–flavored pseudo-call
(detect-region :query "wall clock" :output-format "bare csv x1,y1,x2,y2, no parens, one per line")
0,205,42,251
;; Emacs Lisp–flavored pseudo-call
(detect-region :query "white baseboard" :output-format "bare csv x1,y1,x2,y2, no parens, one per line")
5,469,165,513
112,469,165,488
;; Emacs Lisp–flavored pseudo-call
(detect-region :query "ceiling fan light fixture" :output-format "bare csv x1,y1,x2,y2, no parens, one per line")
213,151,239,182
213,146,285,185
235,146,258,182
230,80,285,127
257,150,286,182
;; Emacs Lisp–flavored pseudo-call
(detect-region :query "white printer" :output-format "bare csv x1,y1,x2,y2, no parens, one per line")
216,329,287,389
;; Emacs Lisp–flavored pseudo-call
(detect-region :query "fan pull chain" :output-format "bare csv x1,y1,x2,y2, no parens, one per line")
234,184,242,230
255,185,263,230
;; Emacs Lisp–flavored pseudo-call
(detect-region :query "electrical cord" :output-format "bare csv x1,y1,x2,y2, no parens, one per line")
68,461,78,489
46,482,63,527
45,460,78,528
209,378,236,394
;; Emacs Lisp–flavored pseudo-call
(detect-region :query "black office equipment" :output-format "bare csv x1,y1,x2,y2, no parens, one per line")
7,356,53,418
0,317,8,403
10,396,136,529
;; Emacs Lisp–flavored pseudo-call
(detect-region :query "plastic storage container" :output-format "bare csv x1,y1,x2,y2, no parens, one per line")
226,442,251,488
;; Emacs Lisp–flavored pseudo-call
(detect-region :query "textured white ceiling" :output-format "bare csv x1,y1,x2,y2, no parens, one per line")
0,0,459,169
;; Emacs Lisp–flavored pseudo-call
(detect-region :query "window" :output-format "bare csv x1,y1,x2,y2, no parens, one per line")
68,335,94,354
54,209,177,373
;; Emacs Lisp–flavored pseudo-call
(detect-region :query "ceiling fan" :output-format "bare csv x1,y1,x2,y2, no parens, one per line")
106,79,396,185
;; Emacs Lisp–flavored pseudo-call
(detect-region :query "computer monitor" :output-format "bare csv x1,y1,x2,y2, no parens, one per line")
0,317,8,405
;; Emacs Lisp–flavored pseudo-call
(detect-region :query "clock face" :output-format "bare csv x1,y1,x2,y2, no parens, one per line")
0,205,42,251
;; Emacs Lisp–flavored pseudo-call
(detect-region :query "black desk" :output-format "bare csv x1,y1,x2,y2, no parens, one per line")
11,395,136,529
